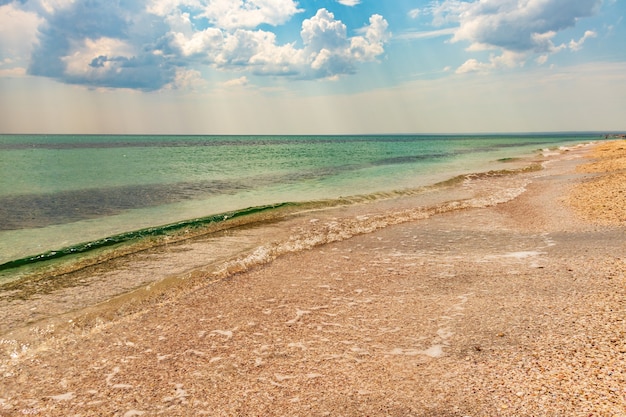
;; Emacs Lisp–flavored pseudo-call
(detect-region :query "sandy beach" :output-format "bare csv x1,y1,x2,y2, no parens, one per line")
0,141,624,416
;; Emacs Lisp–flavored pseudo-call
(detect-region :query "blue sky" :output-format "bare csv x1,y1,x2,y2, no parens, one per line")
0,0,624,134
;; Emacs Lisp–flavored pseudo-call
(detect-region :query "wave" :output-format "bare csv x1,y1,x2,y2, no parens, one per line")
0,157,570,340
0,202,295,273
211,169,535,279
0,162,542,282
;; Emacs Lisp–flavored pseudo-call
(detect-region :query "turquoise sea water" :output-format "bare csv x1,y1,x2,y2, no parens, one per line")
0,133,601,269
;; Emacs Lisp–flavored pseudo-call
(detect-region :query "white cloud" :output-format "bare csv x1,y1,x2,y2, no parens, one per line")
0,4,44,62
148,0,303,29
164,68,207,90
361,13,389,44
301,8,349,52
530,31,564,54
408,8,420,19
430,0,602,73
337,0,361,6
161,8,196,35
351,14,389,60
456,50,526,74
166,8,388,79
27,0,180,91
15,0,388,90
569,30,597,51
246,36,303,75
301,9,388,77
170,28,224,57
221,75,249,87
217,28,301,73
199,0,303,29
147,0,200,17
442,0,600,51
61,37,135,78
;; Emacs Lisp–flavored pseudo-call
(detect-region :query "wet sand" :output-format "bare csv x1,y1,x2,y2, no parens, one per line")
0,141,624,416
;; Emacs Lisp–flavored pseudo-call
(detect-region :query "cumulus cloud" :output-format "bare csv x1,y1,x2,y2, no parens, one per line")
167,8,388,79
302,10,388,77
7,0,387,90
430,0,602,72
26,0,175,90
164,68,207,90
352,14,389,59
218,29,299,73
301,8,349,52
169,28,224,57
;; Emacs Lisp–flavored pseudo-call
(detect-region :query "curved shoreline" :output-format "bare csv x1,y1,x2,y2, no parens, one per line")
0,134,601,268
0,141,624,416
0,156,552,337
0,159,544,274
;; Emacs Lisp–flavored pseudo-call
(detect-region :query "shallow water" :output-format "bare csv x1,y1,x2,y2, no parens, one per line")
0,139,595,337
0,133,598,268
0,136,605,337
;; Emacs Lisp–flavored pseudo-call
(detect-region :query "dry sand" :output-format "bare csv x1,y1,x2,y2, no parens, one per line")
567,140,626,225
0,141,624,416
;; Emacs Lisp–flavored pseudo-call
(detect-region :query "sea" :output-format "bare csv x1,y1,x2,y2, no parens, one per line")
0,133,602,271
0,133,607,335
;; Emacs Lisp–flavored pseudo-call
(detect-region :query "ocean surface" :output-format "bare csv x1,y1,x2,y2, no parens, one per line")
0,133,600,275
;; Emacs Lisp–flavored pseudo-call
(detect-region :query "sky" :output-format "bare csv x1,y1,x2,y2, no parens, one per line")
0,0,625,134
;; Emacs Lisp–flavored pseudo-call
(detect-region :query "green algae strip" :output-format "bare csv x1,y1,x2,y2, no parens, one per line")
0,162,543,275
0,202,295,273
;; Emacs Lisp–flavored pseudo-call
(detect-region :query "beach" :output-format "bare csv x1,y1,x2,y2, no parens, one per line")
0,140,624,416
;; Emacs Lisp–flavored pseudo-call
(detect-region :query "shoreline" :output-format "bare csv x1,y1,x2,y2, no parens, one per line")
0,151,548,272
0,150,562,338
0,141,624,416
0,150,553,337
0,134,601,268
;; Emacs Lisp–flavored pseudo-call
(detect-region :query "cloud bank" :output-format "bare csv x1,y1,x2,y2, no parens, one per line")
0,0,609,91
1,0,389,91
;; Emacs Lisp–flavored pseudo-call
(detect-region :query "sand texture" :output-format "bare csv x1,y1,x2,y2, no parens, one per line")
0,141,625,416
567,140,626,225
